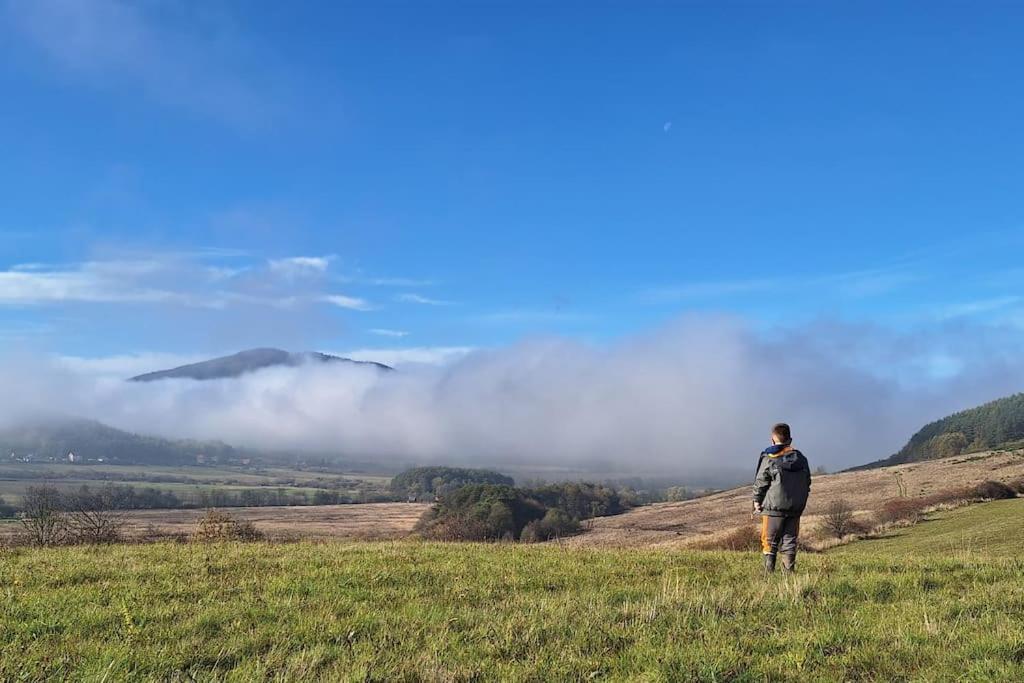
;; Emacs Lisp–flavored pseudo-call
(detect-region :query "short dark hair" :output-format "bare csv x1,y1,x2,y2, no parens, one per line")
771,423,791,443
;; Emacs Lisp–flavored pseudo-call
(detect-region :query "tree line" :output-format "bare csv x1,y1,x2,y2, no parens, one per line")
0,483,396,518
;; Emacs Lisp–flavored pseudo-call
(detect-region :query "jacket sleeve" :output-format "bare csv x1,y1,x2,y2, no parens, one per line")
752,455,772,504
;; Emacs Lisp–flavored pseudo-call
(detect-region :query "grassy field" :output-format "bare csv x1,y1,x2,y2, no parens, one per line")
0,479,319,504
836,498,1024,558
0,462,391,505
3,540,1024,681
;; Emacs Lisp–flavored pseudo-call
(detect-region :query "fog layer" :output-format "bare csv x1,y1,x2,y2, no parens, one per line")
5,316,1024,482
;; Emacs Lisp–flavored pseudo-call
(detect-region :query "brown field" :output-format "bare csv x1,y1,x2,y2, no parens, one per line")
0,502,432,542
568,448,1024,548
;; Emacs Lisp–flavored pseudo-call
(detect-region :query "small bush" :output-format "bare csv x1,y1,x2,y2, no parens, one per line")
192,510,264,543
1006,477,1024,494
970,480,1016,500
692,524,761,551
875,498,929,526
822,500,858,539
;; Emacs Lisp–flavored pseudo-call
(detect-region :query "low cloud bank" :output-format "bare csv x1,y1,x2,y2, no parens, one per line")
4,316,1024,482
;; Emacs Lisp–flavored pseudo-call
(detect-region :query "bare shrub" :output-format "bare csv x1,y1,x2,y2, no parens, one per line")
19,485,67,546
66,489,123,544
692,524,760,551
192,509,264,542
875,498,929,525
821,500,861,539
232,519,264,542
1006,477,1024,495
970,480,1016,500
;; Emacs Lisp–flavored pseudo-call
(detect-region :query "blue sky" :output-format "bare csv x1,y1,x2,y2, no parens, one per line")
2,0,1023,363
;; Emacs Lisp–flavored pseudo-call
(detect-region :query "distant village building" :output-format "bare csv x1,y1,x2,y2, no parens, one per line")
67,452,77,463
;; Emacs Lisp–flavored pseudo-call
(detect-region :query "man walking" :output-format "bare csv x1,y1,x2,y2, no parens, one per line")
753,423,811,573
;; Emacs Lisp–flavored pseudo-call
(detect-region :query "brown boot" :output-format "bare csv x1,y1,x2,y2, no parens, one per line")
781,553,796,573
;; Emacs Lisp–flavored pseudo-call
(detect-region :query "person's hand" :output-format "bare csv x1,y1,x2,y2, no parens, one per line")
752,501,762,514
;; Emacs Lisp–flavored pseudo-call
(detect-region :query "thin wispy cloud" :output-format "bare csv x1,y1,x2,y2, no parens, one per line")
0,255,372,312
3,0,284,128
938,296,1021,320
320,294,372,311
642,266,921,305
0,264,185,305
365,277,435,287
397,292,453,306
268,255,333,279
369,328,410,338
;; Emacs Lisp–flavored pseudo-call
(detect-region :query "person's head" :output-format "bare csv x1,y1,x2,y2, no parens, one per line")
770,422,792,445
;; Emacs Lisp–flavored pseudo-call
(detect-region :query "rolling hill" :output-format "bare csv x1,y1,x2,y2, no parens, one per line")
0,417,241,466
858,392,1024,469
567,447,1024,548
129,347,392,382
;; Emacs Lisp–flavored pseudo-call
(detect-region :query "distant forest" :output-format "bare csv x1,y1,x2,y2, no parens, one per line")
863,392,1024,468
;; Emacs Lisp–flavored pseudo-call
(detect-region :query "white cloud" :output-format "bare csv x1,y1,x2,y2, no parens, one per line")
368,328,409,338
0,256,375,314
320,294,371,311
268,256,332,278
0,266,182,305
396,292,453,306
57,352,205,379
342,346,473,367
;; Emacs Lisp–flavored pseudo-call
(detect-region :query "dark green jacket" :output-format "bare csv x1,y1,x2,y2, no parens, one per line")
753,446,811,517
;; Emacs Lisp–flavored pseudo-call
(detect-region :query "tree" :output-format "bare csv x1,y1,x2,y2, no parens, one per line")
66,487,123,544
822,499,858,539
19,485,67,546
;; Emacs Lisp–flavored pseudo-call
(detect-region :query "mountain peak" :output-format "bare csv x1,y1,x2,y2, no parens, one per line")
128,348,392,382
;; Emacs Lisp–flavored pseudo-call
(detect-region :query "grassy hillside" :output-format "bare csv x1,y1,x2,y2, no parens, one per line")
835,498,1024,558
3,542,1024,680
570,448,1024,548
862,392,1024,468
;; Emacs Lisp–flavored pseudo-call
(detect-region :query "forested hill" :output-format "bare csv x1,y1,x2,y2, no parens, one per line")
0,418,240,466
857,392,1024,469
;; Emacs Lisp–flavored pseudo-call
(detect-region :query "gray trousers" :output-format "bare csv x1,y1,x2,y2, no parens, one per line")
760,515,800,562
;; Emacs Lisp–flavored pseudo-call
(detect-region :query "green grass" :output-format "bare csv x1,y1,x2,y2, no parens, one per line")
835,498,1024,558
2,542,1024,681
